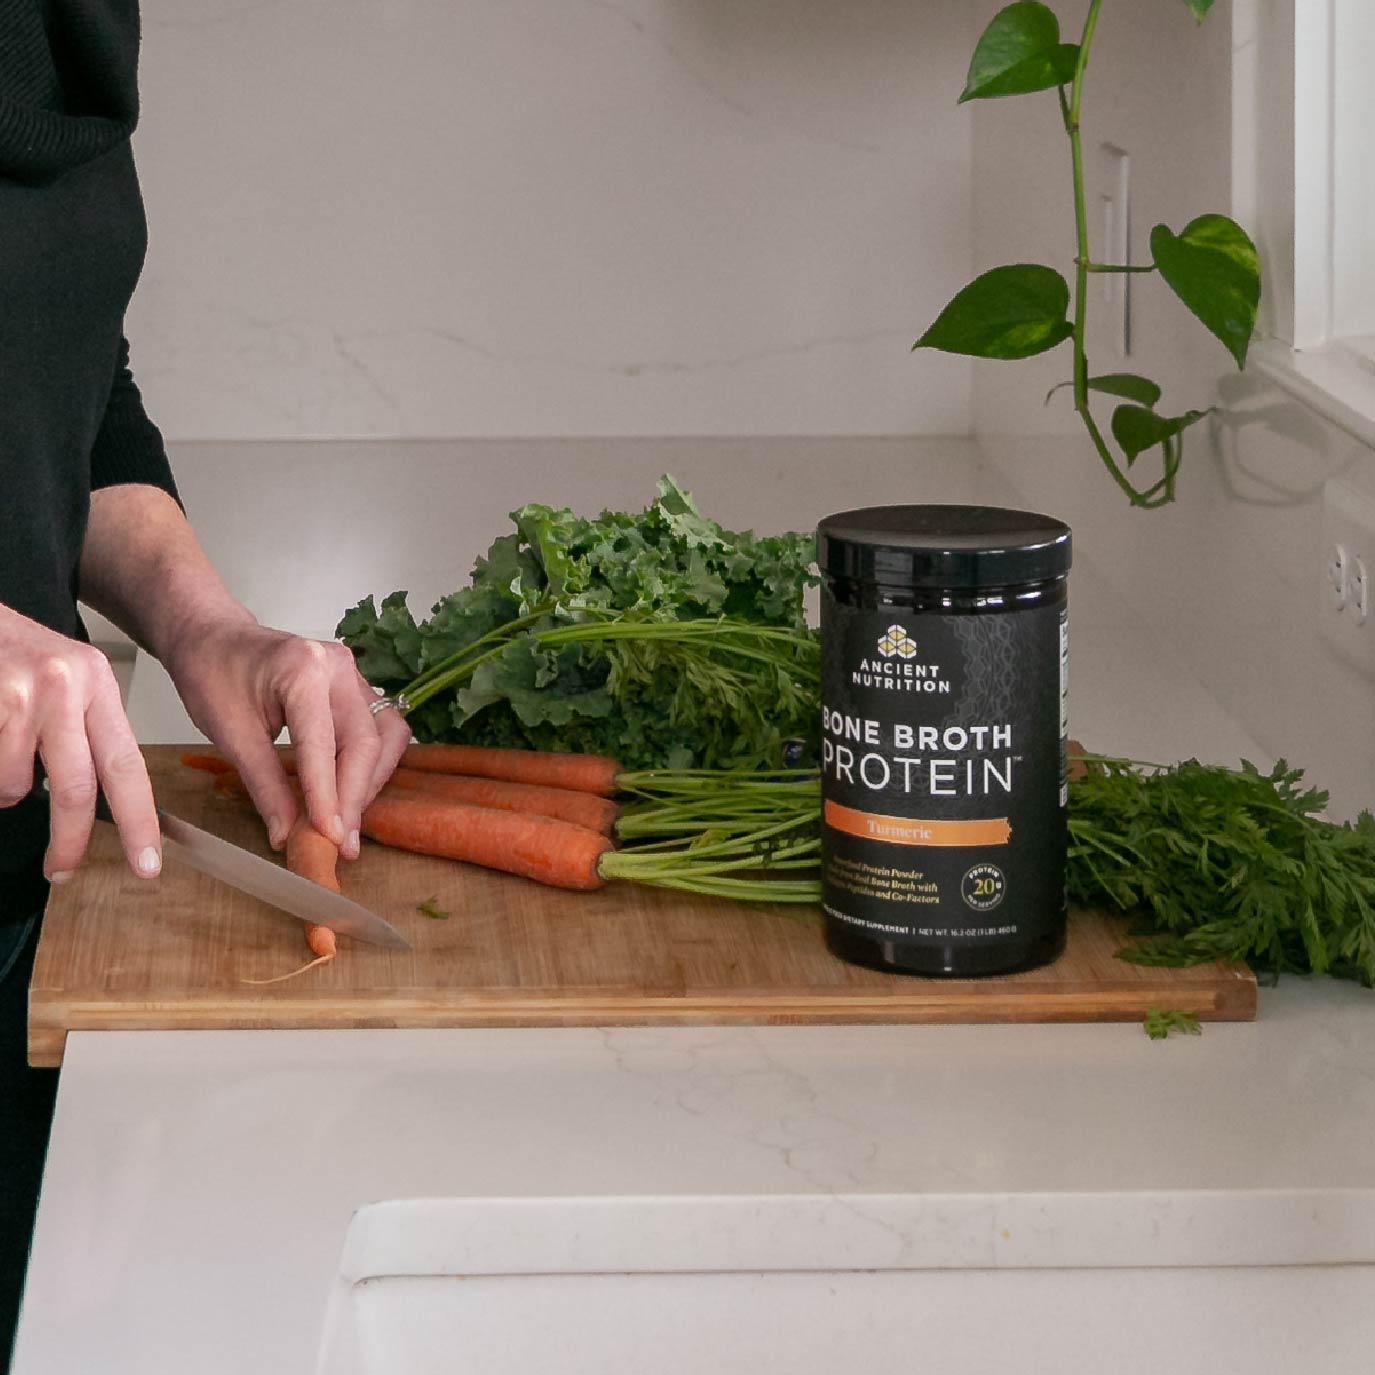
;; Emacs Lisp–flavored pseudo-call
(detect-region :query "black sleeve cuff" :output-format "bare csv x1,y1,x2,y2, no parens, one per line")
89,336,183,510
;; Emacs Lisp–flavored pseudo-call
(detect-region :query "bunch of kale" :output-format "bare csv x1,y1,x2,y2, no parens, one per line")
337,477,820,772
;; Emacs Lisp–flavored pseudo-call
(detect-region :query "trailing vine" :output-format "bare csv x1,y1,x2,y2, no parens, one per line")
915,0,1260,508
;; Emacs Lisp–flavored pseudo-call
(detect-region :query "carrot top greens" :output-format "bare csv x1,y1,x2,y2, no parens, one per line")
1068,755,1375,985
338,477,819,772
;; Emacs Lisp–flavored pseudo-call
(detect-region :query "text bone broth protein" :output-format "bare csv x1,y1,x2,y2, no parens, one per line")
817,505,1072,977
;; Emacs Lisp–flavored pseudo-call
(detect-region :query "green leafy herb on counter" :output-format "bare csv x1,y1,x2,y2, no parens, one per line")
1143,1008,1202,1040
337,477,820,773
418,896,450,921
1068,755,1375,986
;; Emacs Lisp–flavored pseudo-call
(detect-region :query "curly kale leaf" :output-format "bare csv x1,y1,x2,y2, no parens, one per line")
334,592,423,688
336,476,819,772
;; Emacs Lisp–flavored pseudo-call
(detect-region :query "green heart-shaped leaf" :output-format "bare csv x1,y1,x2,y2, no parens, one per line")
915,264,1073,360
1111,403,1209,465
1181,0,1215,19
960,3,1080,103
1045,372,1164,407
1150,215,1261,369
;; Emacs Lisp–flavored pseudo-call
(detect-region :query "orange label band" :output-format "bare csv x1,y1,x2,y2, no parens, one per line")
824,801,1012,847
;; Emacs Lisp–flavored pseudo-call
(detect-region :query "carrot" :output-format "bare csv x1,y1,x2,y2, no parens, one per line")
200,764,613,890
180,752,236,776
396,744,623,797
182,751,618,833
262,743,623,795
186,743,624,798
243,820,339,985
384,768,617,835
360,792,613,890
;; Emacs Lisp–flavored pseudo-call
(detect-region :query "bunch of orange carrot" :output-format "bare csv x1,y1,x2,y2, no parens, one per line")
184,743,822,978
184,743,624,891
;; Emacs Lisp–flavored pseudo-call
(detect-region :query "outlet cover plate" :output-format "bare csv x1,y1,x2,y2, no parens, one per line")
1321,478,1375,678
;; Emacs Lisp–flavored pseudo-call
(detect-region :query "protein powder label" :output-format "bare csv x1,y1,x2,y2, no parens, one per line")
820,591,1068,961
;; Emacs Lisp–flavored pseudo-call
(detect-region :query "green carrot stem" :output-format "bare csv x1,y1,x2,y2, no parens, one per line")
617,768,820,793
622,874,822,903
617,816,816,841
609,820,820,867
608,841,820,873
616,791,820,825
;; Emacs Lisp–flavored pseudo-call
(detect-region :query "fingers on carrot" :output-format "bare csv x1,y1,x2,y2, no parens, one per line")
286,819,342,892
397,744,623,797
385,768,618,835
359,792,613,890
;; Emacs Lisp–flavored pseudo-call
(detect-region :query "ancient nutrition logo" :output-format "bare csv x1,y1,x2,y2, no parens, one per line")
855,625,951,693
877,625,918,659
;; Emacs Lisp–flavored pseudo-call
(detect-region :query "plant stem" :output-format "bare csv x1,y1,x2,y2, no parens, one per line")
401,604,556,701
400,616,818,714
1083,263,1156,275
1065,0,1159,510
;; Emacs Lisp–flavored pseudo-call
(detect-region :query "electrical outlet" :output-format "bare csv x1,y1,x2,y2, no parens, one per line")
1320,480,1375,676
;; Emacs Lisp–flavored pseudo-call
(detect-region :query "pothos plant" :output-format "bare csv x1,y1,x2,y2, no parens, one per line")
915,0,1260,509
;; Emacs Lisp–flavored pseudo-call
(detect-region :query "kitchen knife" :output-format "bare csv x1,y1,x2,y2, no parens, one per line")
43,784,412,950
152,807,411,950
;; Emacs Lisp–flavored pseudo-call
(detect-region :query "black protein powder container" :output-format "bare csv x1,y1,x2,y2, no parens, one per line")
818,505,1072,977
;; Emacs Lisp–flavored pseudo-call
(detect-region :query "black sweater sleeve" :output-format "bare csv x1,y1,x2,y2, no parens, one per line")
89,333,181,507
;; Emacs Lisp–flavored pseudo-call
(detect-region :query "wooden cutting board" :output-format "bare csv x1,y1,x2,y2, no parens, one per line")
28,747,1256,1066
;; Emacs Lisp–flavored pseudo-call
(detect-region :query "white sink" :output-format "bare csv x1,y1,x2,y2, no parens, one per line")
317,1195,1375,1375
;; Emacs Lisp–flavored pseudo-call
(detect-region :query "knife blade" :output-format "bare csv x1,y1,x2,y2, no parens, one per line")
153,809,411,950
33,780,412,950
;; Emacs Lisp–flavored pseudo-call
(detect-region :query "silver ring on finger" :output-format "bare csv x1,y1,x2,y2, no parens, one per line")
368,692,411,717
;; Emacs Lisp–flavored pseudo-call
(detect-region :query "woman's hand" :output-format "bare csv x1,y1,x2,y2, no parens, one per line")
163,616,412,859
80,485,412,864
0,603,161,884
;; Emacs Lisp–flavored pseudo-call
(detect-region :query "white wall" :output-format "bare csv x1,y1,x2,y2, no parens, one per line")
972,0,1375,821
121,0,1375,817
127,0,976,439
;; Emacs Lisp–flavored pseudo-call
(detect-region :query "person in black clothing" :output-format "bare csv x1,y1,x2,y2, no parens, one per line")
0,3,413,1362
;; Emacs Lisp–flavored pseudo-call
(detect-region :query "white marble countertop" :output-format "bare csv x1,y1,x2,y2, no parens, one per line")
21,437,1369,1373
15,981,1375,1372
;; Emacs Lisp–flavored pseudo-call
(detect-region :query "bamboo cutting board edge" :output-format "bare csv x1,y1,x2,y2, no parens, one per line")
28,748,1258,1066
28,980,1255,1069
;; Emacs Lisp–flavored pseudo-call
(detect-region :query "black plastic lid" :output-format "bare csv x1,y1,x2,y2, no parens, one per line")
818,504,1072,589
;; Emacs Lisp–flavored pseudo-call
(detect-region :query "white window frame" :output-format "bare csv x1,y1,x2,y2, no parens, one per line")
1233,0,1375,447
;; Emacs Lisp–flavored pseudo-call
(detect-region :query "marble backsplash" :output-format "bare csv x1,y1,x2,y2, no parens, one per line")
128,0,976,440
